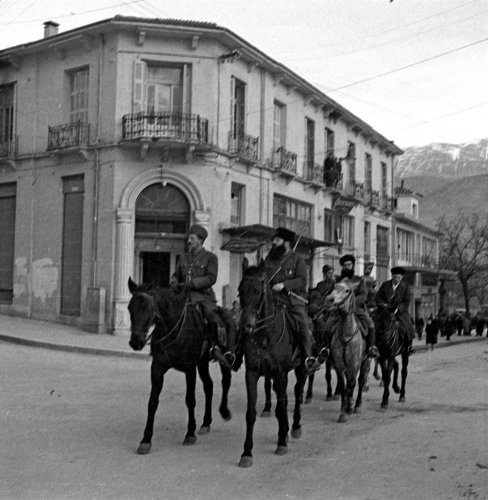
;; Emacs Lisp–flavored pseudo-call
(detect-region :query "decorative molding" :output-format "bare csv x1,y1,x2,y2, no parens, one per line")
191,35,199,50
247,61,259,73
138,30,146,46
286,85,296,96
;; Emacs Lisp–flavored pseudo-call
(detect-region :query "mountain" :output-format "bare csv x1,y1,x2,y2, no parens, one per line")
396,139,488,179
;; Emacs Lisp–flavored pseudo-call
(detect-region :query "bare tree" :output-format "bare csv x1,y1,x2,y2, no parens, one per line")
438,213,488,317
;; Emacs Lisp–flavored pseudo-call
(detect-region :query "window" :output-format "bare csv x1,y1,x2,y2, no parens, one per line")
422,237,436,266
147,66,183,114
0,84,15,155
346,141,356,183
231,183,245,225
376,225,390,284
273,195,313,236
273,101,286,149
231,77,246,140
365,153,372,195
412,203,418,218
364,221,371,258
0,183,16,303
397,228,414,260
305,118,315,177
324,209,354,248
325,127,335,156
69,68,89,124
381,161,387,199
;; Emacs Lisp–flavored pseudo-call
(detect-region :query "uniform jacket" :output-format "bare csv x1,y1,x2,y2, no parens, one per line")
264,250,307,306
171,248,218,304
349,275,367,310
315,277,335,298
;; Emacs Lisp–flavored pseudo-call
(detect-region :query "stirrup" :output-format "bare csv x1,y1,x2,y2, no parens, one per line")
224,351,236,367
305,356,320,373
318,347,330,363
368,346,379,358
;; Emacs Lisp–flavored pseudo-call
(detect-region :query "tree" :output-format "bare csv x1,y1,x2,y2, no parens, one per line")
438,213,488,317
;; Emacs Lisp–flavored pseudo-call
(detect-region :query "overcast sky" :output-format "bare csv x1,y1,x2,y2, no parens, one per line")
1,0,487,149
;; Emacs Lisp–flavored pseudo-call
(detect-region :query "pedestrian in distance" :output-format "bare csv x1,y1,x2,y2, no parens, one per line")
475,315,485,337
415,315,425,340
425,314,438,351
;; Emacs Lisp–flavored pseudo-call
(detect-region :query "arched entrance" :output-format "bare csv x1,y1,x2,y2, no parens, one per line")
134,183,190,286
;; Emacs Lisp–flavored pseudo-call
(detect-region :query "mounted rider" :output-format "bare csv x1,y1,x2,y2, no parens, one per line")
263,227,320,374
375,266,415,355
169,224,235,367
319,254,379,360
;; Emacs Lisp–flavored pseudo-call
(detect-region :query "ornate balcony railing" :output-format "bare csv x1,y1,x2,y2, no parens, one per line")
395,253,438,270
0,137,17,158
380,195,395,211
324,170,343,190
272,146,297,175
47,121,90,151
304,161,324,185
228,132,259,162
344,180,364,199
371,189,380,206
122,112,209,144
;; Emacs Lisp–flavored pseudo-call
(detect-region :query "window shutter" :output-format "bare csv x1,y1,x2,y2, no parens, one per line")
133,60,147,113
230,77,235,139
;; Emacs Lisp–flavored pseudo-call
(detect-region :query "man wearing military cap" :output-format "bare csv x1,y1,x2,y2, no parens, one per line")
320,254,378,360
375,266,415,354
170,224,234,366
264,227,320,373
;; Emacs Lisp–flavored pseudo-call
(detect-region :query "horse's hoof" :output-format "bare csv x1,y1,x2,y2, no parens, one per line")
198,425,210,435
239,456,253,468
354,406,361,414
380,402,388,410
304,396,312,404
346,407,354,415
338,414,347,423
291,427,302,439
399,396,405,403
220,408,232,421
260,409,271,418
182,435,197,445
137,442,151,454
275,445,288,455
393,384,400,394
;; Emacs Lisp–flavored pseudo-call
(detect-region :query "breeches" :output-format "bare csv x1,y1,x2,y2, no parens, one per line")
288,305,313,358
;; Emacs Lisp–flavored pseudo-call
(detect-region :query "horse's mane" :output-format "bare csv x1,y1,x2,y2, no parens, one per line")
135,284,186,326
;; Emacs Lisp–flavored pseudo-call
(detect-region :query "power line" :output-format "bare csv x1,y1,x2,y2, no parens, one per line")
327,36,488,93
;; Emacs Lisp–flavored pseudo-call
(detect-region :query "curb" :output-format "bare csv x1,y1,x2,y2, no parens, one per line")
0,333,149,360
411,336,487,354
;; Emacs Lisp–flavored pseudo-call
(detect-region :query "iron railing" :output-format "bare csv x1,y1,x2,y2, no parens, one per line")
47,121,90,150
122,112,209,144
272,146,297,175
0,137,17,157
304,161,324,185
380,195,395,211
344,180,364,199
395,253,438,270
228,132,259,162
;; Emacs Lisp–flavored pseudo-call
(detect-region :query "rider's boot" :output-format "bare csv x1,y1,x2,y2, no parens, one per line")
208,323,231,368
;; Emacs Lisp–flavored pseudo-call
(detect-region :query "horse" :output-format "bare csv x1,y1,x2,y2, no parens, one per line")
237,262,307,468
324,279,370,423
373,305,409,409
127,278,232,454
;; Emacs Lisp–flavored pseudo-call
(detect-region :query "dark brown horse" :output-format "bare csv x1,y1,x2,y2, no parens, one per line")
325,279,370,423
237,262,307,468
373,305,409,408
127,278,232,454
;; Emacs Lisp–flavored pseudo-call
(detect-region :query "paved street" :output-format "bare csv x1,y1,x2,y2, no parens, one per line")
1,339,487,500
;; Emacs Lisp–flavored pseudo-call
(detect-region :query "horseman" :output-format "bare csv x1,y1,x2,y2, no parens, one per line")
319,254,379,360
375,266,415,355
316,264,336,298
263,227,320,374
169,224,234,367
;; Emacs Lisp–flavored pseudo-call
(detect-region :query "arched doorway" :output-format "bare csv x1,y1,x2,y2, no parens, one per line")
134,183,190,286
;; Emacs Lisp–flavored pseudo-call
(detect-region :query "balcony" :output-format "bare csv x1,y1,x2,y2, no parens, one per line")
344,180,364,199
0,137,17,158
380,195,395,212
47,121,90,151
272,146,297,180
323,155,343,191
228,132,259,165
364,189,380,207
303,161,324,192
395,253,439,271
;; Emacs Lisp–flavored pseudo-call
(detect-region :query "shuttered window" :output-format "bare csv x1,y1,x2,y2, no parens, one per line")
61,176,84,316
0,183,16,303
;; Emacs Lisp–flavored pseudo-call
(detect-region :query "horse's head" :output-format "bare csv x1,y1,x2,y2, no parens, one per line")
127,277,158,351
324,279,354,314
238,262,268,335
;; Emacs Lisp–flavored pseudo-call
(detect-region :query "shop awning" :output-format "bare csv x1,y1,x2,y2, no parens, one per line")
220,224,336,253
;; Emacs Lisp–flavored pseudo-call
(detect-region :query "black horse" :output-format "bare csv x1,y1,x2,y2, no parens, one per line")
237,262,307,468
127,278,232,454
373,305,409,409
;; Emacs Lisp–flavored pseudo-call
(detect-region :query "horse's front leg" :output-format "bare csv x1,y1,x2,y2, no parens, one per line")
392,358,400,394
196,358,213,434
219,365,232,421
183,366,197,445
399,351,409,403
138,360,166,454
354,357,370,414
261,375,272,417
239,369,259,468
273,374,289,454
291,366,306,438
305,371,314,404
335,367,347,423
380,358,391,409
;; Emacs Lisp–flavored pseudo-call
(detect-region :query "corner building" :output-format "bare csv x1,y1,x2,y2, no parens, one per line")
0,17,402,335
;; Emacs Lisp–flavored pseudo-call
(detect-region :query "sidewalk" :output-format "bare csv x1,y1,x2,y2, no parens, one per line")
0,313,486,359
